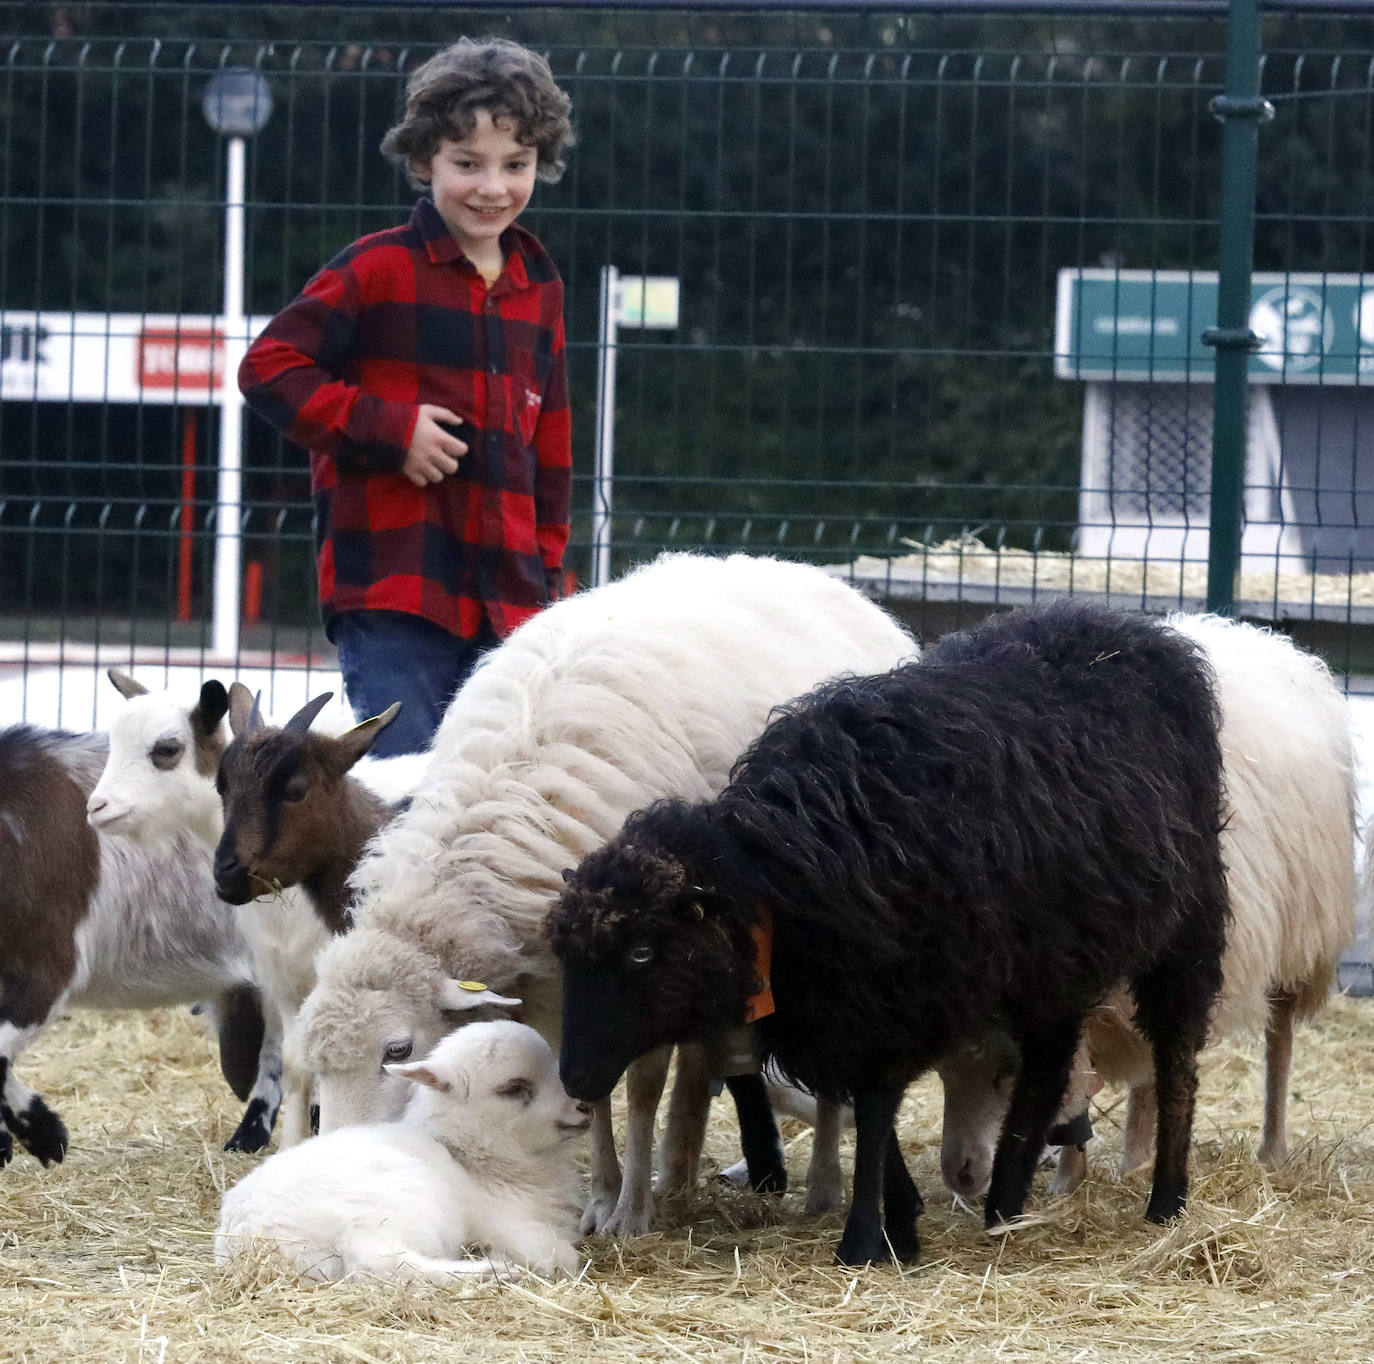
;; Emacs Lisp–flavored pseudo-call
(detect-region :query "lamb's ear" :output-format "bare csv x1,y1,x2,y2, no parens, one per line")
438,979,522,1014
332,702,402,772
107,667,147,700
227,682,260,737
385,1059,456,1095
195,680,230,737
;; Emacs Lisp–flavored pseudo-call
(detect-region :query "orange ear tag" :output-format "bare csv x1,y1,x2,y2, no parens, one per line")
744,905,775,1023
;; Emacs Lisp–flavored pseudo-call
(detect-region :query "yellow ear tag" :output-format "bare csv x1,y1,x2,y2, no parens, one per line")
457,980,489,992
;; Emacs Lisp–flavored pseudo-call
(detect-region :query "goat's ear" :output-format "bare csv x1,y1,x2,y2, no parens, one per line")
384,1060,454,1094
333,702,402,771
227,682,260,737
438,979,522,1014
107,668,147,700
195,680,230,737
285,691,335,736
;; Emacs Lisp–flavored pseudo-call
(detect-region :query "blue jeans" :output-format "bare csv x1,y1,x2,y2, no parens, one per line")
331,611,499,757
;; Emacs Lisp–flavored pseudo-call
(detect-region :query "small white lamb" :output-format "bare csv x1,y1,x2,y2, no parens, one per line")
214,1020,591,1283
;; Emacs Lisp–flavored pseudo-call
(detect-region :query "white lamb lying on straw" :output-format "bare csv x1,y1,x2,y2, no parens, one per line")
215,1020,591,1282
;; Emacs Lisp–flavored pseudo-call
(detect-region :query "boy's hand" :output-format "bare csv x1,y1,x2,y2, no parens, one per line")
403,405,470,486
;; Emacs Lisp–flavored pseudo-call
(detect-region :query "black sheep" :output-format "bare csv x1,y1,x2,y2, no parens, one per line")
546,599,1230,1265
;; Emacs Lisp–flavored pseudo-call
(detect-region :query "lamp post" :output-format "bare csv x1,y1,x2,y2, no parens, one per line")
201,67,272,658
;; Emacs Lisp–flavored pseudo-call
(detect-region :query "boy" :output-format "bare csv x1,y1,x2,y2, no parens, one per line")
239,38,575,756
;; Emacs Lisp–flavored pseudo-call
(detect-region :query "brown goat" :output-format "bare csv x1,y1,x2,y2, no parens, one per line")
0,722,267,1169
212,687,403,935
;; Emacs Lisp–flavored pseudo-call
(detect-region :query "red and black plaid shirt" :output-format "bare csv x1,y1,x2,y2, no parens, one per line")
239,197,571,641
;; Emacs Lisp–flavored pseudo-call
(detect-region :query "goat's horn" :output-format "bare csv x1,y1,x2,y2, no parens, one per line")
107,668,148,699
285,691,335,734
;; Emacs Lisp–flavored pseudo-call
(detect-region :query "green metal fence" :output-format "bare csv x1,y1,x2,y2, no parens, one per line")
4,1,1374,712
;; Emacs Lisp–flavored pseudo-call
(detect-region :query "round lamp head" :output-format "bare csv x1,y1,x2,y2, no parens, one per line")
202,69,273,138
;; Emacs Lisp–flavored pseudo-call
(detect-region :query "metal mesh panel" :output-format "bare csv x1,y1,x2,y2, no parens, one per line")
1,3,1374,729
1095,382,1213,518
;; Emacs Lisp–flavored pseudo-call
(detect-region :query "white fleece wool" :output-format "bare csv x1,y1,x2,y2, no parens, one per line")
298,552,916,1091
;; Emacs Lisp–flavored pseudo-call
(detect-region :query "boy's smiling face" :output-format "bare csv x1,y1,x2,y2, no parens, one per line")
417,109,537,274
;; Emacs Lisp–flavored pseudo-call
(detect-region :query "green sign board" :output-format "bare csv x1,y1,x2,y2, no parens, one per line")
1054,268,1374,384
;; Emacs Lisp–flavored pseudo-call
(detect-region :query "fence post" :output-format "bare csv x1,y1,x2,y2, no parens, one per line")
1202,0,1273,616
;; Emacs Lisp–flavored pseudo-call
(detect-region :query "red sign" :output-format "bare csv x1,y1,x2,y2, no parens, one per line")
137,326,225,391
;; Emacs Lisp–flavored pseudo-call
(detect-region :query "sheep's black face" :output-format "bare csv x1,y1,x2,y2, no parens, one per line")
548,815,757,1103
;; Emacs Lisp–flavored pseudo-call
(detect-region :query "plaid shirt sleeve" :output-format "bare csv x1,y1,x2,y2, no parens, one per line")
238,247,418,474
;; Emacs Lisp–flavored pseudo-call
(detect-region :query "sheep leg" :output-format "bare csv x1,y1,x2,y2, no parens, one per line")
881,1133,923,1262
984,1016,1082,1228
596,1045,671,1237
1119,1083,1157,1174
804,1098,847,1215
276,1066,314,1151
1133,962,1215,1224
1048,1140,1089,1196
1258,990,1297,1170
657,1043,710,1196
580,1099,622,1235
0,994,69,1168
834,1083,905,1266
723,1071,787,1194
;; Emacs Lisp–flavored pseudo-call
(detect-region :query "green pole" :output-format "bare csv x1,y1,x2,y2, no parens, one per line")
1202,0,1273,616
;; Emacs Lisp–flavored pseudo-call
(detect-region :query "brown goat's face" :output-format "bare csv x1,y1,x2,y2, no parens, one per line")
213,731,334,904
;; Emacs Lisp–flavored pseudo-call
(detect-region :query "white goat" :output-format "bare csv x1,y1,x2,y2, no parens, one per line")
0,723,265,1168
937,611,1359,1197
215,1020,590,1282
87,672,329,1149
294,551,917,1236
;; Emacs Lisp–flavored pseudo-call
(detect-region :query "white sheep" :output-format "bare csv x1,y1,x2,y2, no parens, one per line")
215,1020,590,1282
937,610,1359,1198
294,551,917,1236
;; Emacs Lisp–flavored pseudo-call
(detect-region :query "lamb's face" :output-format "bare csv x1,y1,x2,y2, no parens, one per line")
397,1021,592,1155
297,944,523,1135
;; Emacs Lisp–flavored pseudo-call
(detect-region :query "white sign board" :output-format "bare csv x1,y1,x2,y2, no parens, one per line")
0,311,270,404
615,276,680,330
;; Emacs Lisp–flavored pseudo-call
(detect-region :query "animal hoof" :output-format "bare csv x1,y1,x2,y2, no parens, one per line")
224,1100,274,1154
579,1191,620,1236
750,1164,787,1195
19,1106,68,1166
1145,1191,1185,1224
834,1220,888,1267
0,1130,12,1169
804,1179,844,1217
716,1158,751,1188
597,1202,654,1239
886,1225,922,1263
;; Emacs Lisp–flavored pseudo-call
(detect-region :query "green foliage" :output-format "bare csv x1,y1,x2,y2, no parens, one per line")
3,4,1373,617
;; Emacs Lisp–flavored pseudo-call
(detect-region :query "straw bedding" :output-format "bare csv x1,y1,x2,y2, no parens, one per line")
3,998,1374,1363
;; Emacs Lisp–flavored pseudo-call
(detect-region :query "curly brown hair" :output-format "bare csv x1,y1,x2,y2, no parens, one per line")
381,37,574,190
